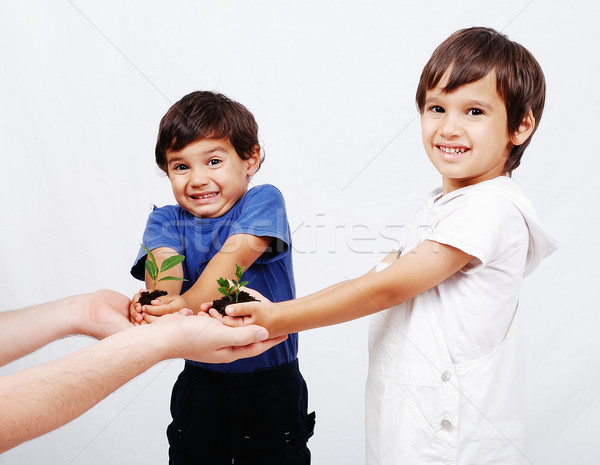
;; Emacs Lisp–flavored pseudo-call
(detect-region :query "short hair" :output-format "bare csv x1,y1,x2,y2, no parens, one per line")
415,27,546,174
155,91,263,173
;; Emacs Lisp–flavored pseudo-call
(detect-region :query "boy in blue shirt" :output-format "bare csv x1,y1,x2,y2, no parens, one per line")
130,91,314,464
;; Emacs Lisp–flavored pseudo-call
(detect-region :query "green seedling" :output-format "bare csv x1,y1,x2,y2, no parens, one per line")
141,244,187,291
216,264,248,303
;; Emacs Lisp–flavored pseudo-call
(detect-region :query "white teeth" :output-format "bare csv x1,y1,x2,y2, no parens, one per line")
192,193,217,199
439,146,466,154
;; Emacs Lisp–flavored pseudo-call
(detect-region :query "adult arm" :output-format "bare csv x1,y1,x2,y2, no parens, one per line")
0,310,283,453
0,290,132,367
222,240,474,337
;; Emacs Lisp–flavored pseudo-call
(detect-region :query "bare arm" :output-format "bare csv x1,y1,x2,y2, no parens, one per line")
0,290,132,367
142,247,187,295
224,240,473,337
145,234,272,317
0,309,283,453
184,233,272,307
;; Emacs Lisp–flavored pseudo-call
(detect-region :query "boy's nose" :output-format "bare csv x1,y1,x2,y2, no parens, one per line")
189,168,209,187
439,113,463,138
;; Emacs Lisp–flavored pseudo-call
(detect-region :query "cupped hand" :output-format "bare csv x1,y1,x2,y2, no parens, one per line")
129,290,145,325
142,294,188,321
206,287,278,335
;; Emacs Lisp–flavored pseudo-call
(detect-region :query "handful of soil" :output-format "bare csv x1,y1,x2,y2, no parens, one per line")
212,291,259,316
138,289,168,306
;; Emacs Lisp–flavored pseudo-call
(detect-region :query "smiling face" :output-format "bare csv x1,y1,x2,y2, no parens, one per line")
165,138,260,218
421,71,516,194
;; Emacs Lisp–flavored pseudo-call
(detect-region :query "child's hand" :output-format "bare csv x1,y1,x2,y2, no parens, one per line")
141,294,189,324
207,288,275,330
129,290,145,326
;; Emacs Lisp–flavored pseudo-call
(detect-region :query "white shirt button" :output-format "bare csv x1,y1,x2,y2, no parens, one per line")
441,371,451,382
441,419,452,430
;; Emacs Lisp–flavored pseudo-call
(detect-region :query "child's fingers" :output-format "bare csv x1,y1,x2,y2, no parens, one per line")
224,301,260,318
143,313,159,324
129,301,142,324
208,308,243,327
131,289,145,304
143,302,173,316
238,286,269,302
198,302,213,313
207,308,225,320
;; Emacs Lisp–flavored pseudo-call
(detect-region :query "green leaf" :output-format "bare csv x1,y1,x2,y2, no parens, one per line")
157,276,188,282
239,281,248,287
145,260,157,280
160,254,185,273
218,288,229,296
140,244,158,269
216,277,229,287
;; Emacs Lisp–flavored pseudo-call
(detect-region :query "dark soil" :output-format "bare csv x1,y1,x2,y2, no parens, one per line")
212,291,259,316
139,289,168,306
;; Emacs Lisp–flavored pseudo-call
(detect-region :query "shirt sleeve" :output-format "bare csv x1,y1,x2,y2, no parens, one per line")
430,191,524,272
130,205,184,281
228,185,292,264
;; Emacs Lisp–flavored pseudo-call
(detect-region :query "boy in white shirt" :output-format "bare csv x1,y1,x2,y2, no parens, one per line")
218,27,558,464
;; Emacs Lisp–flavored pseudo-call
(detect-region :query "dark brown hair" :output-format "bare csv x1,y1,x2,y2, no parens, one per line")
155,91,263,173
416,27,546,174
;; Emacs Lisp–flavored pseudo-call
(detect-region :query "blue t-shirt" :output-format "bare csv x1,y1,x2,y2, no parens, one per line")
131,184,297,374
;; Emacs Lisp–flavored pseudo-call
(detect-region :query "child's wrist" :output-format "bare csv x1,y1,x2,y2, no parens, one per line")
263,301,287,338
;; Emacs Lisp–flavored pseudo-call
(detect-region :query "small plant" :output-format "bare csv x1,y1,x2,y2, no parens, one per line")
216,264,248,303
212,264,258,316
138,244,187,306
141,244,187,290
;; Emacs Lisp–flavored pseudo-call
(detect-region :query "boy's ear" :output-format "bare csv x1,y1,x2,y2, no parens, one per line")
510,110,536,146
245,145,261,177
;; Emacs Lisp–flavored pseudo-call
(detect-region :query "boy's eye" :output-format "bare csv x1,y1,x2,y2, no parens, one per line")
467,108,484,116
208,158,222,166
173,163,189,171
429,105,445,113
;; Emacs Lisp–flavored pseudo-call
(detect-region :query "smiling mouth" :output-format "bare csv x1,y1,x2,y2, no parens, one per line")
437,145,468,155
190,192,218,200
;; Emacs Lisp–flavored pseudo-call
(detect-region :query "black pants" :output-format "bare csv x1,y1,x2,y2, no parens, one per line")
167,359,315,465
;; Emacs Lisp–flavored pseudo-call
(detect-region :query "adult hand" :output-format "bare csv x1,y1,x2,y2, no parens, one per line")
155,310,286,364
80,289,133,339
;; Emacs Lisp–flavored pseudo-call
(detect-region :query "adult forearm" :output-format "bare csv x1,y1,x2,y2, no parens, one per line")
0,297,81,367
0,291,132,367
0,325,166,453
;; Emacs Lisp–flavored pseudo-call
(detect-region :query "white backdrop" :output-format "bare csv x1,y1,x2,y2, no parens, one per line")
1,1,598,464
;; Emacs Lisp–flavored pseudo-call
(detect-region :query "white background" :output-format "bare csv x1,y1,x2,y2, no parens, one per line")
1,1,598,464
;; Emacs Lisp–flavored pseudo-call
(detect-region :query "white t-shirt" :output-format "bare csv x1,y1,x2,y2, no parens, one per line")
405,177,531,363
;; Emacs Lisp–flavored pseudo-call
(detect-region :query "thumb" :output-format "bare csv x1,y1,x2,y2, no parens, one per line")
230,325,270,344
225,301,257,317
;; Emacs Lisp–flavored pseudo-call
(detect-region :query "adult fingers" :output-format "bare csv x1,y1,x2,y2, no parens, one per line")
227,324,271,345
224,335,288,361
